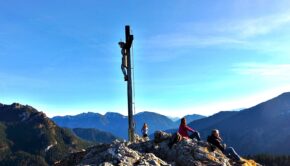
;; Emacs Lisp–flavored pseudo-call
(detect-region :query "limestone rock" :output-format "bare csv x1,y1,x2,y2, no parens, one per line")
55,140,170,166
55,131,261,166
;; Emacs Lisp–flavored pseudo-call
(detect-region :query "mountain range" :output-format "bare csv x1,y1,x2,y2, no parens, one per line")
1,91,289,165
176,114,206,125
70,128,121,144
52,112,205,139
0,103,90,165
187,92,290,155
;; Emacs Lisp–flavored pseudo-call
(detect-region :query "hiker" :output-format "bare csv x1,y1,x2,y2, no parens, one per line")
141,123,148,138
207,129,244,163
178,117,201,141
118,41,128,81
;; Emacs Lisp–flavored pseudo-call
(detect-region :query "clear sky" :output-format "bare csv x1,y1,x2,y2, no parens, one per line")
1,0,290,117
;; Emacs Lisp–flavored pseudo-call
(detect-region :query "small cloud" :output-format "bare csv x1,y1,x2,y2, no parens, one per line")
141,32,247,49
232,63,290,77
141,12,290,52
234,14,290,38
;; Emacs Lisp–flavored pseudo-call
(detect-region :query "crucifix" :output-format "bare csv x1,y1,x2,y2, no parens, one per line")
118,25,134,142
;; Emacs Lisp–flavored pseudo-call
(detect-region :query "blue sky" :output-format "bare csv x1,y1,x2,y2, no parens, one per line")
1,0,290,117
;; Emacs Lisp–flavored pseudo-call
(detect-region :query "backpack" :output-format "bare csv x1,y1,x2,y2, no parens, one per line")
168,132,182,148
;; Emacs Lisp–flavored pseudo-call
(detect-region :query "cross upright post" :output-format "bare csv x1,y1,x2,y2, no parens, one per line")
120,25,134,142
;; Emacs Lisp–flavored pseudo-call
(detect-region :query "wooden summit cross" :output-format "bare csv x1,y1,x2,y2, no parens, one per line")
119,25,134,142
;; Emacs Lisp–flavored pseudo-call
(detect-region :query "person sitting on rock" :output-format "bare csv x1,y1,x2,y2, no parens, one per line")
207,129,245,164
141,123,149,138
178,117,201,141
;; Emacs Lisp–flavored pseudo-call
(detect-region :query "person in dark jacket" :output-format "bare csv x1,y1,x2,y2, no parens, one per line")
178,117,201,141
207,129,244,163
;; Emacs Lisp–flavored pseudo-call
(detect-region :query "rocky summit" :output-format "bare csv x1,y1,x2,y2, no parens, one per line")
55,131,260,166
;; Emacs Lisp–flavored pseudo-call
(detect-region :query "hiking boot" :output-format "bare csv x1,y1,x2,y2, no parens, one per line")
236,160,246,164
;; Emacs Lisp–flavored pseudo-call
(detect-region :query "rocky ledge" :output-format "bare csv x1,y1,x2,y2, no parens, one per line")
55,131,260,166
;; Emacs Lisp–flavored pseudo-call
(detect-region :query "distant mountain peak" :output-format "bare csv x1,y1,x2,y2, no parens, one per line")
0,102,90,165
135,111,170,118
0,103,49,123
279,91,290,96
276,91,290,100
135,111,158,115
80,112,102,116
105,112,124,117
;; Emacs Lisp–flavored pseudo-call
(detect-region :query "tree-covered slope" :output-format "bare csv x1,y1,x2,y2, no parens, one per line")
0,103,91,166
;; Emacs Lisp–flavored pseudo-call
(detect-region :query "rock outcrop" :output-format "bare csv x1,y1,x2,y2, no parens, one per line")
55,131,260,166
55,140,168,166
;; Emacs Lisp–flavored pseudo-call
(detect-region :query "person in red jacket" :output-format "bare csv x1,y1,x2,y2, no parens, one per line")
178,117,201,141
